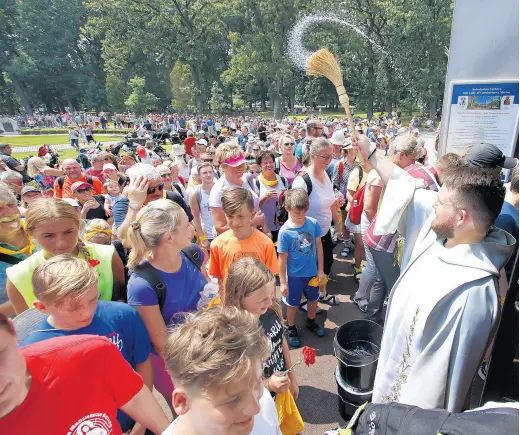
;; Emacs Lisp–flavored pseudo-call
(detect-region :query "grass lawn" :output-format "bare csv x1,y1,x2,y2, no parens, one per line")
0,135,124,147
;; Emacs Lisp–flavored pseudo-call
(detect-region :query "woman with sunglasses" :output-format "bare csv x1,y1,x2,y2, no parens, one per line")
209,143,264,235
276,134,302,184
292,137,344,307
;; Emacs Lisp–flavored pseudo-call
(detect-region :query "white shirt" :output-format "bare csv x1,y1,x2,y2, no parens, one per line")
292,172,335,236
162,388,281,435
209,175,259,209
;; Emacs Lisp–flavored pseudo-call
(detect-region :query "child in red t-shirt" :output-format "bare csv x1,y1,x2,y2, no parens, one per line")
0,315,169,435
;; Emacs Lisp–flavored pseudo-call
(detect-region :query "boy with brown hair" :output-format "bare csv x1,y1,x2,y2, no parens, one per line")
162,307,281,435
209,187,278,287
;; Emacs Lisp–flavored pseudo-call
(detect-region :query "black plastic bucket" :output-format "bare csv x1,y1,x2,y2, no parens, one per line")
333,319,383,393
335,368,372,421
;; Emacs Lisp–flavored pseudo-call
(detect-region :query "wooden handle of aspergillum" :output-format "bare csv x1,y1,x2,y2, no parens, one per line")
336,85,365,165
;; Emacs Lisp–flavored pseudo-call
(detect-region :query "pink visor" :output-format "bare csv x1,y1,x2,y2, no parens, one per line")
223,154,246,167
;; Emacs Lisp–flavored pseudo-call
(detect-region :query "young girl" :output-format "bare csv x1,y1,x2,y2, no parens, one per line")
5,198,126,314
224,257,299,400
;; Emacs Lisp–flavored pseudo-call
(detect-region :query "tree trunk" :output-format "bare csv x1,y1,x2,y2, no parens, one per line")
260,99,266,111
0,70,16,115
429,97,437,121
10,77,32,115
189,65,204,113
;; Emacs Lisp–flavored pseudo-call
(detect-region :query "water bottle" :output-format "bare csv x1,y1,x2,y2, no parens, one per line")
197,278,219,311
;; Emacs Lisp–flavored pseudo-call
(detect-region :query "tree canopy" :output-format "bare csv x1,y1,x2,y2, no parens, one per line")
0,0,453,118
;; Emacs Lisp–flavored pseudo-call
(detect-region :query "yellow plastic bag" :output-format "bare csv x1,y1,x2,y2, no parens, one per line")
205,295,221,311
308,275,328,287
275,389,304,435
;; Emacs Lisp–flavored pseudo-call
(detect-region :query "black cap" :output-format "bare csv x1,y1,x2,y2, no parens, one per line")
465,142,518,170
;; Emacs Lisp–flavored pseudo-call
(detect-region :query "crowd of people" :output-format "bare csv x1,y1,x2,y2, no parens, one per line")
0,113,518,435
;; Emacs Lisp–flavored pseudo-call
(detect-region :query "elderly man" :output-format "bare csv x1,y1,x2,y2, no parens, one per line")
53,159,104,199
0,143,29,182
354,132,515,412
0,171,23,198
114,163,193,237
20,186,42,209
86,153,105,181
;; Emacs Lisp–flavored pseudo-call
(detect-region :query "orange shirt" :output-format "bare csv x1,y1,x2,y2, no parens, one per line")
53,174,104,199
209,229,279,280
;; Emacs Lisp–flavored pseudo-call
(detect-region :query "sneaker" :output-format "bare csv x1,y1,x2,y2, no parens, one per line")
478,361,488,380
323,295,340,305
307,320,325,337
287,327,301,348
300,303,322,314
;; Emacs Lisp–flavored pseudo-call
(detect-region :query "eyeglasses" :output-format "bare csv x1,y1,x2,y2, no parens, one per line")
75,188,91,194
315,153,333,161
252,148,260,151
202,159,213,163
104,158,111,161
146,183,164,194
283,142,296,147
208,152,216,155
250,169,261,174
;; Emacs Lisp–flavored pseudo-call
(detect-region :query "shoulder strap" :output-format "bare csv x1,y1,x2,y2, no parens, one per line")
356,165,363,185
302,172,313,196
173,182,183,197
0,252,24,265
57,176,64,189
133,261,167,311
275,156,280,171
280,176,287,188
255,179,260,191
246,174,258,194
86,175,93,186
195,185,202,207
181,243,203,269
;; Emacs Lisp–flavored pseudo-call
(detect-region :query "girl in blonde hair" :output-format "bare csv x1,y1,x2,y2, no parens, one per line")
124,198,207,407
224,257,299,400
6,197,125,315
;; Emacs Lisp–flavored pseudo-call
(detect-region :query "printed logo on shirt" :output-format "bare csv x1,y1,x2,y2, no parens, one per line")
289,231,314,255
231,251,260,263
68,413,113,435
107,331,123,352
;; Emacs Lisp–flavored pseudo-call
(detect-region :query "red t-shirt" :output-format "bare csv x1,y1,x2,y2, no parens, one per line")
184,137,196,156
0,335,143,435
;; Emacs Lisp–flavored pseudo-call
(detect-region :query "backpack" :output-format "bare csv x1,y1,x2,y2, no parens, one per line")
275,172,312,226
132,244,203,311
348,166,365,225
336,401,518,435
57,174,93,190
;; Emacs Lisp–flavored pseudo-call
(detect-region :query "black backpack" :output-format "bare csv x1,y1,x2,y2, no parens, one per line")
337,402,518,435
274,172,312,226
132,244,203,311
57,174,93,190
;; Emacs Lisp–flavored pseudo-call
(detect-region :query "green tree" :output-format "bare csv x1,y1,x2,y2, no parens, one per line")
125,76,158,114
209,81,229,113
170,61,196,112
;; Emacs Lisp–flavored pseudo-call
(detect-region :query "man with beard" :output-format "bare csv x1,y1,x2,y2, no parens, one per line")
353,132,515,412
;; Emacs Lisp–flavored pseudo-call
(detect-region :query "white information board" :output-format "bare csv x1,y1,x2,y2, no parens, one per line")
445,80,519,158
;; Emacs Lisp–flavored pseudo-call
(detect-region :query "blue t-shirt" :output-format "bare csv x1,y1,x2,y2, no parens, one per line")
20,300,151,432
327,157,341,177
295,141,304,159
127,248,205,327
277,216,321,277
495,201,519,237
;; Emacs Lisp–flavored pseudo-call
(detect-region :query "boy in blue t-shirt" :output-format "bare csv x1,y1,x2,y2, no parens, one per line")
277,188,325,347
20,255,154,434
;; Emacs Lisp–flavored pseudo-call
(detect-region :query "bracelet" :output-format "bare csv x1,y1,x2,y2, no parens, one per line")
129,202,143,211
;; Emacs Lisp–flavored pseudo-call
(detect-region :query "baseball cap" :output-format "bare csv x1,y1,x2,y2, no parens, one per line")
330,130,346,146
103,163,116,171
221,128,228,134
355,125,363,131
247,136,256,143
342,137,353,150
21,186,41,196
71,181,92,193
61,198,80,208
465,143,518,170
377,134,385,139
222,154,247,167
196,139,208,146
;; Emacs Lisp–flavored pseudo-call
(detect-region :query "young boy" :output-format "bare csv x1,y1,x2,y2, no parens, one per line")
19,255,159,435
104,179,125,216
277,188,325,347
209,187,278,288
0,316,168,435
162,307,281,435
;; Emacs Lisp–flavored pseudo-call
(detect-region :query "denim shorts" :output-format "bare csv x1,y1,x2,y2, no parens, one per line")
286,276,319,307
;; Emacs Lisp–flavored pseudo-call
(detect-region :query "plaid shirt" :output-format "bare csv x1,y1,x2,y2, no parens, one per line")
365,165,438,253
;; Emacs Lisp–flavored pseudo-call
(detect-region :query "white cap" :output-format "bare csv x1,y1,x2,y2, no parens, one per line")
330,130,346,146
196,139,208,146
61,198,80,208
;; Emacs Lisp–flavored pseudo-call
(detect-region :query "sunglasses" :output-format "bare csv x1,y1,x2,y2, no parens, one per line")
202,159,214,163
283,142,296,147
208,152,216,155
252,148,260,151
75,187,91,194
146,183,164,194
250,169,261,174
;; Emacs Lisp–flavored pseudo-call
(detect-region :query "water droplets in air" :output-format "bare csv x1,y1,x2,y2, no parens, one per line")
287,13,427,111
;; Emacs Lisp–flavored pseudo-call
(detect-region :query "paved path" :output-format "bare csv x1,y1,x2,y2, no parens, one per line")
12,141,116,153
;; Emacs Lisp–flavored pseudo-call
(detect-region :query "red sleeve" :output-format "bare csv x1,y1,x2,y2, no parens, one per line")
95,337,144,407
92,176,105,195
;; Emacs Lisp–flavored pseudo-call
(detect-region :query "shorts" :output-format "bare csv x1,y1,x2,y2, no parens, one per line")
321,230,335,275
285,276,319,307
345,215,361,234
